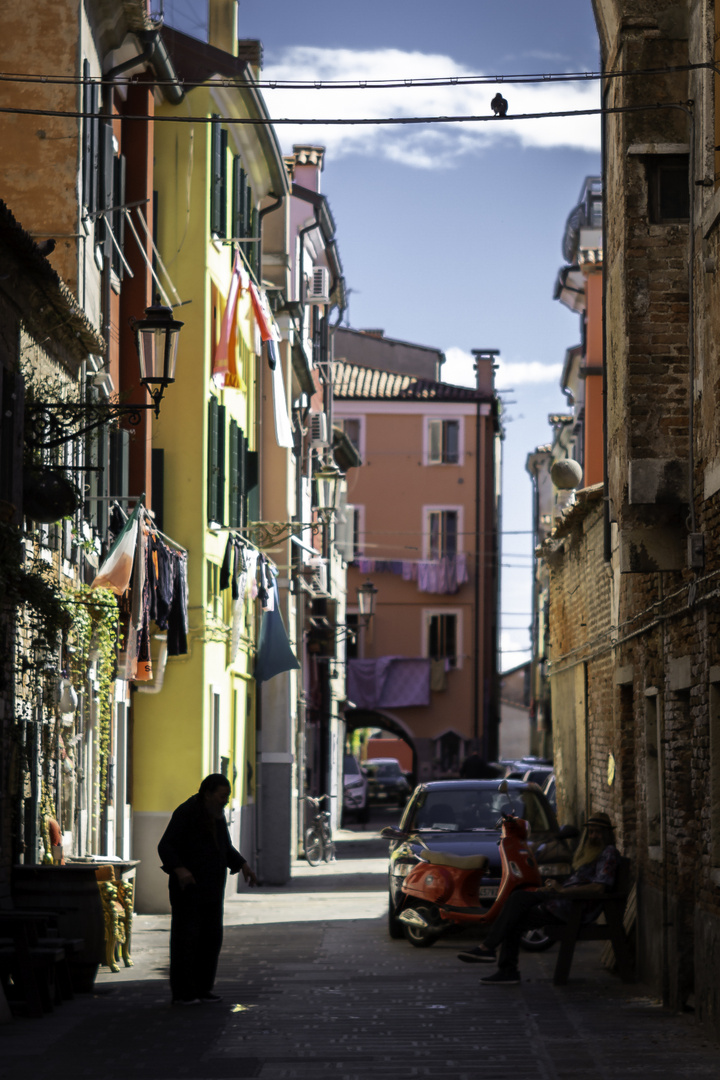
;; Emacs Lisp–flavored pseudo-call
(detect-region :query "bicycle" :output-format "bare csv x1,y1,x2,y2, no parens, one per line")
304,795,336,865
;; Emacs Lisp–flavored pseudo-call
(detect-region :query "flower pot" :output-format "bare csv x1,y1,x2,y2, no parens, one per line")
23,468,82,523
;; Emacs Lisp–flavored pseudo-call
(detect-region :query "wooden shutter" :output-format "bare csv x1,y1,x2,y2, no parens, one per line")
216,403,226,525
445,420,460,464
210,119,227,237
246,447,259,523
232,158,247,238
238,429,248,526
208,396,219,523
228,420,240,528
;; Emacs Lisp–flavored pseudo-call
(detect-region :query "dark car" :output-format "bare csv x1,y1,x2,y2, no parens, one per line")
387,779,577,945
499,756,555,787
364,758,412,806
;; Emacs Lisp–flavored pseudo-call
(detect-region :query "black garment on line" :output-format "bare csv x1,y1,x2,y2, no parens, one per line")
166,555,188,655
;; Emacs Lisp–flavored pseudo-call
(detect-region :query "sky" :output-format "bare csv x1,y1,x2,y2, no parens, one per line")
162,0,602,671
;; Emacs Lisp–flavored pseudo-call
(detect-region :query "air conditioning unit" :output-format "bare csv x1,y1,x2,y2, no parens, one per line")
308,266,330,304
309,410,329,448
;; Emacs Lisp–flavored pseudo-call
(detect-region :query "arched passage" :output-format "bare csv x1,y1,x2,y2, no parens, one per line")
344,708,419,784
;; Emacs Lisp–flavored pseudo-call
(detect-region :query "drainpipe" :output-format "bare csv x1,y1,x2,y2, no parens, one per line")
601,65,610,564
257,194,284,287
473,399,481,746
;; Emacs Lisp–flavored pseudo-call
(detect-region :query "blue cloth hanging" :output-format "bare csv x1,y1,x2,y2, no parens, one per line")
254,580,300,683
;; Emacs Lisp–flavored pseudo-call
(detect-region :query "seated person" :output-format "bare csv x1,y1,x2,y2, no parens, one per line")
456,812,618,985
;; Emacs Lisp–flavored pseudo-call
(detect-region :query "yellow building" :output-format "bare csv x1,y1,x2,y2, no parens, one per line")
131,11,288,911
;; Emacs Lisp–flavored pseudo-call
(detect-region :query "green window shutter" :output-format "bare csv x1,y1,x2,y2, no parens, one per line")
210,119,227,237
232,158,247,238
246,448,259,523
238,430,248,527
216,404,226,525
228,421,240,528
208,396,219,523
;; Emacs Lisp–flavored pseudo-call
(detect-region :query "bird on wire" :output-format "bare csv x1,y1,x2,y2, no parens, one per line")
491,93,508,117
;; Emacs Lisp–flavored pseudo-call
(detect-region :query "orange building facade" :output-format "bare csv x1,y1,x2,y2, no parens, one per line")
333,342,502,780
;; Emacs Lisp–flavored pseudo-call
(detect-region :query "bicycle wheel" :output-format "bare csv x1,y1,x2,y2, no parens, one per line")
305,826,323,865
323,837,336,863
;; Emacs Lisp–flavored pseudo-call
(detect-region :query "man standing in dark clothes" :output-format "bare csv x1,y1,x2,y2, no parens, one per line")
158,774,258,1005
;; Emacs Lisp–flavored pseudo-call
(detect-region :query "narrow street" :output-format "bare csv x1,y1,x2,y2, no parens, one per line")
2,808,718,1080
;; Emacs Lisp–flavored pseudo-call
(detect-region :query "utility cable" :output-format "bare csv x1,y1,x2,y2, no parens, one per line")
0,99,691,127
0,60,712,91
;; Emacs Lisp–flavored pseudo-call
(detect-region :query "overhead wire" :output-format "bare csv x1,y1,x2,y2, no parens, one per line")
0,60,711,91
0,100,689,126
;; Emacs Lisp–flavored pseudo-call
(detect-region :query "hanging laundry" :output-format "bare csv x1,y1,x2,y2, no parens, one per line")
220,535,234,591
92,501,142,594
254,580,300,683
266,339,294,450
213,254,249,388
244,548,259,599
167,554,189,656
256,554,269,608
248,281,275,342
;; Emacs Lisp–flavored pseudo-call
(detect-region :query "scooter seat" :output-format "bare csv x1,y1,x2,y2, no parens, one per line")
422,850,489,870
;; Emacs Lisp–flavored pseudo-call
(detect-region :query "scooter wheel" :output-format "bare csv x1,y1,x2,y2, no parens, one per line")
519,927,555,952
403,905,440,948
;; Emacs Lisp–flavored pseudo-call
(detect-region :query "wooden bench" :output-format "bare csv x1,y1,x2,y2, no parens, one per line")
545,854,635,986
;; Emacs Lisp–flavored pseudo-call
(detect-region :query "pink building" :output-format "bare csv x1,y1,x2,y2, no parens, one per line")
333,340,502,780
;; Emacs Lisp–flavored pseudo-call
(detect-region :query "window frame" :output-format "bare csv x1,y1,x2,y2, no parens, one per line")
425,417,462,465
423,607,463,670
423,505,463,560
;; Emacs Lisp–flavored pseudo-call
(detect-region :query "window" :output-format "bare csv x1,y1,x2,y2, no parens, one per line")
647,155,689,223
428,418,460,464
427,612,458,668
428,509,458,559
207,562,223,619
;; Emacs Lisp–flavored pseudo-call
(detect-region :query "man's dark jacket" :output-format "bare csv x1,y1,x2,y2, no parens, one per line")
158,795,245,900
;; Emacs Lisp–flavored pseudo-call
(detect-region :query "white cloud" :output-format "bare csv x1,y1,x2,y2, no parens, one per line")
442,347,563,389
261,46,601,168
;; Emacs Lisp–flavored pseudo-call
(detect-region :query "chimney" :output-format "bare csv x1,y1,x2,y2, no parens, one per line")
471,349,499,395
208,0,237,56
292,145,325,193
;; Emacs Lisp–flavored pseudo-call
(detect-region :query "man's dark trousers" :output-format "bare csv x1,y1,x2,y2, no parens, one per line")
169,882,224,1001
483,889,561,972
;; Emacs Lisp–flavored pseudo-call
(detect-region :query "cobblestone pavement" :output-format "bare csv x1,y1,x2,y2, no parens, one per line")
2,822,719,1080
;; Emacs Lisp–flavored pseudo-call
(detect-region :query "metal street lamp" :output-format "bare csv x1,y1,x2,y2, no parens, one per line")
357,580,378,623
131,302,184,418
25,302,184,448
314,463,343,522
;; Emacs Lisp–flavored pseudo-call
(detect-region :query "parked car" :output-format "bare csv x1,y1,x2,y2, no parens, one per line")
342,753,369,822
364,758,412,806
500,756,554,787
387,779,578,942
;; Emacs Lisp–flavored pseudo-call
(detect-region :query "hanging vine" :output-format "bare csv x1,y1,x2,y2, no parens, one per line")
62,585,120,807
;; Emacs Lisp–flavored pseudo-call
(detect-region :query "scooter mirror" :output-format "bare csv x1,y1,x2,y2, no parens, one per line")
380,826,407,840
497,780,509,794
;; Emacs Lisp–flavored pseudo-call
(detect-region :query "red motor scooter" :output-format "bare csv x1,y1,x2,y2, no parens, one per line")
383,811,545,948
